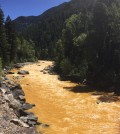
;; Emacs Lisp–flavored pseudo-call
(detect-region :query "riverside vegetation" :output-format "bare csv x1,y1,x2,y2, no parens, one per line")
0,0,120,133
13,0,120,91
0,0,120,90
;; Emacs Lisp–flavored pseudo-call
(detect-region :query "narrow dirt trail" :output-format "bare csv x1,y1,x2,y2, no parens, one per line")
9,61,120,134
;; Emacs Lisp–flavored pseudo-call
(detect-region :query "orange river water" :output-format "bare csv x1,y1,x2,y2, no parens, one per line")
7,60,120,134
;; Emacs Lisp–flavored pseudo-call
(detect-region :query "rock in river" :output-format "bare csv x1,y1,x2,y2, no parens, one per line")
18,70,29,75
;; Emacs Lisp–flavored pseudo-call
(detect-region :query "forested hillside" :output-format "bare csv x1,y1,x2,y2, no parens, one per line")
55,0,120,89
13,0,120,90
1,0,120,90
13,0,96,59
1,1,120,133
0,8,36,67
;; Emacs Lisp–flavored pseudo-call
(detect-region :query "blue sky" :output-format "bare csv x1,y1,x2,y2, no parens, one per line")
0,0,70,20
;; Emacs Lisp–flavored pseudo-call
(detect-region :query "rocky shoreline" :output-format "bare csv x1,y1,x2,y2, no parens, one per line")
0,63,41,134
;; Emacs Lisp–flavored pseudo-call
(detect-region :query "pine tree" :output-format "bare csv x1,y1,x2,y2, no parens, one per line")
0,8,8,65
5,15,17,62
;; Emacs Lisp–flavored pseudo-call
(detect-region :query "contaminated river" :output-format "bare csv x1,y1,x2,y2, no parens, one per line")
8,61,120,134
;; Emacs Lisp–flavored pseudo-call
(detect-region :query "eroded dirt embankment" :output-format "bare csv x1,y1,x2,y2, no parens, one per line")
8,61,120,134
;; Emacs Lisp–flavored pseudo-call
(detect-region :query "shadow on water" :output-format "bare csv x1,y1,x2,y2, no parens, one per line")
64,85,120,103
64,85,95,93
58,75,82,82
55,70,120,103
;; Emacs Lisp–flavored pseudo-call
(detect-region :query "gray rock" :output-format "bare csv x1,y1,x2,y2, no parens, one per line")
19,95,25,101
27,114,38,121
10,119,29,128
18,70,29,75
14,63,24,68
12,89,25,99
18,95,26,104
0,88,7,94
0,76,39,130
22,103,35,110
20,116,28,123
8,94,22,107
28,120,37,126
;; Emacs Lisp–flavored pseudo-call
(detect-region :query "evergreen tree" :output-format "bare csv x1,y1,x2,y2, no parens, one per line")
55,0,120,89
88,0,120,86
0,8,8,65
5,16,17,62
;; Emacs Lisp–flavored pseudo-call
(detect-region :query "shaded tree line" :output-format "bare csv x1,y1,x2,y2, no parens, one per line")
0,8,36,67
55,0,120,89
20,0,96,59
8,0,120,90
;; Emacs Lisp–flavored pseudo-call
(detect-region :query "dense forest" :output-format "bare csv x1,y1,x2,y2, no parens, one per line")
13,0,96,59
55,0,120,90
0,8,36,68
1,0,120,91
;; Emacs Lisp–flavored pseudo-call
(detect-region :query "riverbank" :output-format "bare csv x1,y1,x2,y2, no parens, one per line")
6,60,120,134
0,70,39,133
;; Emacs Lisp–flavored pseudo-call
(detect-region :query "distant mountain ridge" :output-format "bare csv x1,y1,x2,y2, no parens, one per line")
13,16,37,31
13,1,70,31
13,0,95,32
13,0,96,59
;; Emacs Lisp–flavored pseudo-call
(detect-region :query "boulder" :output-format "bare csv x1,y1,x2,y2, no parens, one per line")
10,119,29,128
1,80,21,90
14,63,24,68
0,76,39,128
28,120,37,126
19,110,29,117
20,116,28,123
19,95,25,101
27,114,38,121
1,81,11,90
18,95,26,104
1,82,25,100
12,89,25,100
10,83,22,90
20,113,38,126
7,94,22,109
22,103,35,110
0,88,8,94
18,70,29,75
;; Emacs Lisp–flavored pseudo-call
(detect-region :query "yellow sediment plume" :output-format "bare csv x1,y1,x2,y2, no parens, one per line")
7,61,120,134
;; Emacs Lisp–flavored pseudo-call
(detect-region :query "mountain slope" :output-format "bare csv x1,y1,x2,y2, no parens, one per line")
13,0,96,59
13,1,70,32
